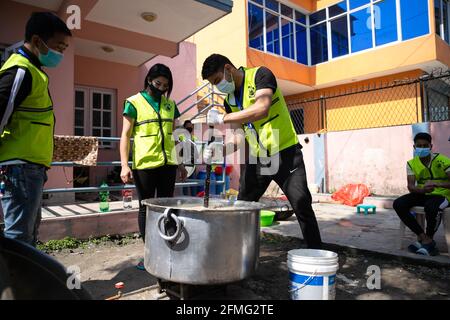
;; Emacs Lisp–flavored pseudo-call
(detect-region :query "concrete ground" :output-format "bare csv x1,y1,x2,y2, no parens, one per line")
41,201,450,265
50,234,450,300
263,203,450,265
41,201,450,300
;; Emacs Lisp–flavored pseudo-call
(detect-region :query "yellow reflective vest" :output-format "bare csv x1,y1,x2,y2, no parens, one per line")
0,53,54,168
126,93,178,170
408,153,450,201
225,67,298,157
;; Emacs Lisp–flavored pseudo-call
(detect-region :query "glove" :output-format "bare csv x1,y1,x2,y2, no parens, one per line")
207,108,224,126
203,142,224,164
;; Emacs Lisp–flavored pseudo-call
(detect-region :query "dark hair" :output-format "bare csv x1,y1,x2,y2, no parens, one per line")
145,64,173,98
183,120,192,127
414,132,432,144
202,54,235,80
25,12,72,42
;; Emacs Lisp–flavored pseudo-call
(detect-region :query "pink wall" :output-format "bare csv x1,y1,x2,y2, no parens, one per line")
0,0,46,46
431,120,450,156
45,40,75,189
140,42,197,119
326,125,414,196
74,55,141,185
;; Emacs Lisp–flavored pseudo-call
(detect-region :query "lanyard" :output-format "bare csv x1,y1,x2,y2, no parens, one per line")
18,48,30,60
235,76,255,130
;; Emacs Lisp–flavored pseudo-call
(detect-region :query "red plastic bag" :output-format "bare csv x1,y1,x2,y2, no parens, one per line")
331,184,370,207
196,191,205,198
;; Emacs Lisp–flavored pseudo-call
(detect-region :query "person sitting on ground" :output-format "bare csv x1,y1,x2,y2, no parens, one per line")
393,132,450,256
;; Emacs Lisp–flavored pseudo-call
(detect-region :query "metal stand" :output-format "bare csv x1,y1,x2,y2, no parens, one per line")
156,279,228,300
157,279,190,300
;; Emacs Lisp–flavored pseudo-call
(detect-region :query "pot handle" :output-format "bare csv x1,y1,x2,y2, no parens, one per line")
157,208,183,242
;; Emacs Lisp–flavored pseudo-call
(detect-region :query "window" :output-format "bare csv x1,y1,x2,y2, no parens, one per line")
310,9,326,25
311,23,328,64
436,0,442,38
296,24,308,65
74,89,87,136
350,8,373,53
75,86,116,148
248,3,264,51
374,0,398,46
400,0,429,41
246,0,432,67
444,0,450,43
349,0,370,10
331,16,349,58
266,0,279,12
266,11,280,54
435,0,450,43
295,10,306,24
329,1,347,18
281,3,293,19
281,18,295,59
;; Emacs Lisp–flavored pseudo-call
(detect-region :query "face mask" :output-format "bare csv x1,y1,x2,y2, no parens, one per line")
148,82,166,99
38,39,64,68
414,147,431,158
186,127,193,133
216,68,235,94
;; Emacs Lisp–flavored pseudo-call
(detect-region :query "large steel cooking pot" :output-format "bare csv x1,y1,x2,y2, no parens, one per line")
143,197,266,285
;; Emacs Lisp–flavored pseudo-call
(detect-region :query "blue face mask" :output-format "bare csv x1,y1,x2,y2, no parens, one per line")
39,40,64,68
216,68,235,94
414,147,431,158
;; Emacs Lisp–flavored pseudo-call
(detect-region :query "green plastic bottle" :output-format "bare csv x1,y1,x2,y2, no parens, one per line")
99,182,110,213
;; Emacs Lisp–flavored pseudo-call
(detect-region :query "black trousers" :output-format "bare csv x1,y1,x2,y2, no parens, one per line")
133,165,177,241
393,193,448,237
238,144,322,249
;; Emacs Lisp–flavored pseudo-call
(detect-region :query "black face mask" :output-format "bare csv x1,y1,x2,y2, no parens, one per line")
186,127,193,133
148,82,166,99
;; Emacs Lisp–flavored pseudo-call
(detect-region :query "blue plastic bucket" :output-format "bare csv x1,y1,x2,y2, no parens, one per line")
288,249,339,300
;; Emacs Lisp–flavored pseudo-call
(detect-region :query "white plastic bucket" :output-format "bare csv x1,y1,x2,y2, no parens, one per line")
288,249,339,300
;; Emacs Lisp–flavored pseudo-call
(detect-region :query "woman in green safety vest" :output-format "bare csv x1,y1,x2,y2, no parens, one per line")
119,64,187,269
393,132,450,256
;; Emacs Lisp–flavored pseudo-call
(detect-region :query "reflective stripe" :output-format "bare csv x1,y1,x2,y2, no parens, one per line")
260,114,280,127
0,68,26,132
135,119,159,126
16,106,53,112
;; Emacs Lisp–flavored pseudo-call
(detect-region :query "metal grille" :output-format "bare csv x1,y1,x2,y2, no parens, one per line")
424,74,450,122
287,72,450,134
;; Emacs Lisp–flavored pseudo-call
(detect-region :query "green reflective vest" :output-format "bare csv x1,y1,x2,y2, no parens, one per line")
407,153,450,201
126,93,178,170
0,53,54,168
225,67,298,157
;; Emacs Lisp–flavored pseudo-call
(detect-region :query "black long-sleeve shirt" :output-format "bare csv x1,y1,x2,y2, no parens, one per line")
0,46,42,129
